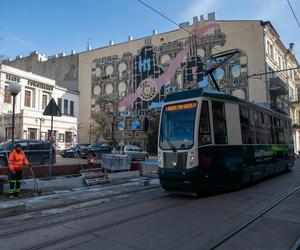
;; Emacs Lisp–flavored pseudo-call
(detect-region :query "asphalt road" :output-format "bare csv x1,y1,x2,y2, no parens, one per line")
0,160,299,250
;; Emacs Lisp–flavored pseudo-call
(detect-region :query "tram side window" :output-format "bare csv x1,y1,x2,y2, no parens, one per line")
212,101,227,144
254,111,267,144
199,100,211,145
239,105,255,144
271,117,280,144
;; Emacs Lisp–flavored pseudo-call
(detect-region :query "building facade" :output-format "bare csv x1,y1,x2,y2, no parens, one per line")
4,14,300,151
0,64,79,150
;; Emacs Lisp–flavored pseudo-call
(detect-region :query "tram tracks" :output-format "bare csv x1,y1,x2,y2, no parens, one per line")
19,193,193,250
0,186,164,239
208,185,300,250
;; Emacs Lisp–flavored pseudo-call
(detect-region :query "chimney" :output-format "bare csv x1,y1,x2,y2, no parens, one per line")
193,16,198,25
86,45,91,51
109,40,114,46
71,50,76,55
200,15,204,21
152,29,158,36
208,12,216,21
30,51,38,56
128,35,133,42
16,55,22,59
289,43,295,55
179,22,190,28
57,52,65,58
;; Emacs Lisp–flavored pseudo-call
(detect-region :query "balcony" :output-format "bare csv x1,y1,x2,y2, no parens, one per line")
269,76,288,96
270,104,288,115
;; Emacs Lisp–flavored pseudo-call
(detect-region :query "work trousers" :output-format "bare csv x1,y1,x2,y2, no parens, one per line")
9,170,23,194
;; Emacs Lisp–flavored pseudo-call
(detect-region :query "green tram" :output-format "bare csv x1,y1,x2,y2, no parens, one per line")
158,88,295,194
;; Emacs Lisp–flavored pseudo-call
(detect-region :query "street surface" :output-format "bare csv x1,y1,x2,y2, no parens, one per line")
0,160,299,249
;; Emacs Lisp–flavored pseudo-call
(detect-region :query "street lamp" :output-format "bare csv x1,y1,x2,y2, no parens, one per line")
8,82,21,149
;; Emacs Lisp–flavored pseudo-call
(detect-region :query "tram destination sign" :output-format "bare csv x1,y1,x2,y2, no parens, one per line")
165,101,197,111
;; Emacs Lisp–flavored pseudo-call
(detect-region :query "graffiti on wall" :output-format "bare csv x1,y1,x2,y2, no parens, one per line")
90,22,249,145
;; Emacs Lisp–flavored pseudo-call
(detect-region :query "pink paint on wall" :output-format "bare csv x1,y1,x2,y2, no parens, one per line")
119,23,220,109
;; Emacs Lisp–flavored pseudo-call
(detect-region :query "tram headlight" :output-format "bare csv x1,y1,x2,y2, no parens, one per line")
190,155,194,161
158,155,162,161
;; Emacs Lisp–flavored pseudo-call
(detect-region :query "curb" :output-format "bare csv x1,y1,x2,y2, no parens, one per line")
0,183,161,218
0,203,26,216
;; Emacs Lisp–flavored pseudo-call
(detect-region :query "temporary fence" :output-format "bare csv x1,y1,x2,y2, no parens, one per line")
0,140,54,179
101,154,131,172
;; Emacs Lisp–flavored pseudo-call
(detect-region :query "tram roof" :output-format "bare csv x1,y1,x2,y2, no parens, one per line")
164,87,289,118
164,88,241,103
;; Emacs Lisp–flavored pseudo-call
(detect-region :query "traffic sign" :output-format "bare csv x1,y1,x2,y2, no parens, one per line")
43,98,62,117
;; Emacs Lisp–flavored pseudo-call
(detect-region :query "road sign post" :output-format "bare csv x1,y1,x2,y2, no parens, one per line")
43,98,62,179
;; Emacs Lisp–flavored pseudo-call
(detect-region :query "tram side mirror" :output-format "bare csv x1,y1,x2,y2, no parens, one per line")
143,117,149,132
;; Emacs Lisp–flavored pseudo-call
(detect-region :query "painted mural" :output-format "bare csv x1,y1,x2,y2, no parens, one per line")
90,23,249,147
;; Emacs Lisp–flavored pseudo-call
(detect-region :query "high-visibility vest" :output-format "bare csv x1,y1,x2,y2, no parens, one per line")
8,150,29,171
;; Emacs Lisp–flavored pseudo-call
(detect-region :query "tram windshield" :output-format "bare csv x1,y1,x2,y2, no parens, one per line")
160,101,197,150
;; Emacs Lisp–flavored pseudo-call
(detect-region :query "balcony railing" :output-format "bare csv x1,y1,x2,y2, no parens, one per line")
269,76,288,96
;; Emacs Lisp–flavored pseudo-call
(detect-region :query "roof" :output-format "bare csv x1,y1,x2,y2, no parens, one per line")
164,87,289,118
164,88,240,103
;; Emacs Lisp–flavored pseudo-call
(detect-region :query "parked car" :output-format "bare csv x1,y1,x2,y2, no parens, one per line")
112,145,149,161
0,140,56,167
79,143,112,158
60,144,89,158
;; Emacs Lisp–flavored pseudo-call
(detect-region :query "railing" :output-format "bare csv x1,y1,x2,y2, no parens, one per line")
269,76,288,96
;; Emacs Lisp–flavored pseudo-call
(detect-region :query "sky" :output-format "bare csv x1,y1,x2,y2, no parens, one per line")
0,0,300,61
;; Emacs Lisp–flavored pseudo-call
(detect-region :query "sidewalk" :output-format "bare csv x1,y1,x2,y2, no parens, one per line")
0,176,160,217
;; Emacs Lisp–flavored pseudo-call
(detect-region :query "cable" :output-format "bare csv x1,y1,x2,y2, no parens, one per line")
286,0,300,31
136,0,194,36
248,66,300,78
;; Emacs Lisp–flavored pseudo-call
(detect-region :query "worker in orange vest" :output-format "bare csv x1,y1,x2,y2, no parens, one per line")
8,144,29,198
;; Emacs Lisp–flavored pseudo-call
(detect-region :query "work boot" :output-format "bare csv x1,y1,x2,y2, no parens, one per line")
14,193,21,198
9,194,14,199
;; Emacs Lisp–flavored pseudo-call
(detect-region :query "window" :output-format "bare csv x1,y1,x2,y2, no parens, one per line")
64,99,68,115
239,105,255,144
58,133,65,142
28,128,37,140
48,130,57,140
4,86,11,103
270,44,274,60
199,100,211,145
65,132,72,143
42,94,48,109
70,101,74,116
5,127,12,140
25,90,31,107
254,111,266,144
212,101,227,144
57,98,62,112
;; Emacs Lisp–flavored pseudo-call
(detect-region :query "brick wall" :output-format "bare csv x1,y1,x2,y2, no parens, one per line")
0,163,100,179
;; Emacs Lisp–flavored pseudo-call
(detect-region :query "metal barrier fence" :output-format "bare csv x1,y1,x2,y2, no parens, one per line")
0,140,54,179
102,154,131,172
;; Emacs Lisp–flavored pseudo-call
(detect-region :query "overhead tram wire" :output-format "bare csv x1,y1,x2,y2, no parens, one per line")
287,0,300,32
247,66,300,78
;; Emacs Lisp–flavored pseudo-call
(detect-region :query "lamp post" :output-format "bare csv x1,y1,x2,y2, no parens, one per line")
8,82,21,149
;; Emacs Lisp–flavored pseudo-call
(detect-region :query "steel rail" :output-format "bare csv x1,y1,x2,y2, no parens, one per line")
208,185,300,249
